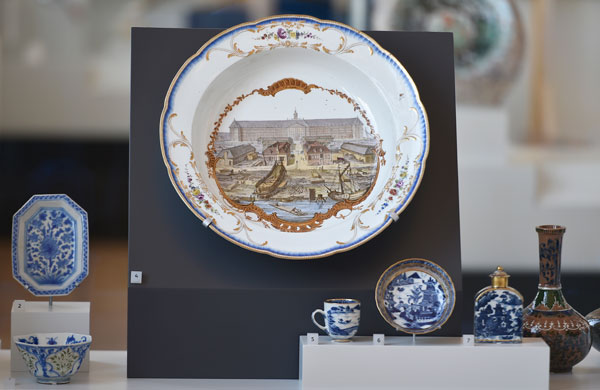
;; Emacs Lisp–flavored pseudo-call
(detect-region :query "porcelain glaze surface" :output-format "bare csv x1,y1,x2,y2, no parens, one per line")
586,308,600,352
474,290,523,343
523,225,591,372
312,299,360,341
12,194,89,296
474,267,523,343
160,15,429,259
375,258,455,334
14,333,92,384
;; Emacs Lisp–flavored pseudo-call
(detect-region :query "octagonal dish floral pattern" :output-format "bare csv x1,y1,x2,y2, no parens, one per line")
12,194,89,296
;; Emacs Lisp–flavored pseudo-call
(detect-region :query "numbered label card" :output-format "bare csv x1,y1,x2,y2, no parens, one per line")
13,300,26,312
373,333,385,346
307,333,319,345
130,271,143,284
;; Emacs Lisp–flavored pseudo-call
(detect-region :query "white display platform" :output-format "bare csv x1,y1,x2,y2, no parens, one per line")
0,350,301,390
0,349,598,389
299,335,550,389
10,300,90,372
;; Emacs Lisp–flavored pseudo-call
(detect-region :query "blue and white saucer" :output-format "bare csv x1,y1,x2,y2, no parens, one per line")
375,258,455,334
12,194,89,296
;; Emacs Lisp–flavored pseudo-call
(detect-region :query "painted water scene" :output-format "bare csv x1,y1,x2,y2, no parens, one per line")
327,304,360,337
384,271,447,330
212,100,379,223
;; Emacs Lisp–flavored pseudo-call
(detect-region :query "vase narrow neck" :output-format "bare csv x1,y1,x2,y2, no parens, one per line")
537,231,564,288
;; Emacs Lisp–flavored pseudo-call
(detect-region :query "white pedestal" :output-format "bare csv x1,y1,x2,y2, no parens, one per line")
299,335,549,389
10,300,90,372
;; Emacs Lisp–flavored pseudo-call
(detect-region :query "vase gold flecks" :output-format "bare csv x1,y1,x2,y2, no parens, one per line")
523,225,591,373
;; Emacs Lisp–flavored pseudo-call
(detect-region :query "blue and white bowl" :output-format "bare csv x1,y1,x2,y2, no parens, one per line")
14,333,92,384
375,258,456,335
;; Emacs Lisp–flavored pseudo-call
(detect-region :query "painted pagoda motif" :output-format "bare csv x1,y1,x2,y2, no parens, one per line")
384,271,446,330
326,304,360,336
474,267,523,343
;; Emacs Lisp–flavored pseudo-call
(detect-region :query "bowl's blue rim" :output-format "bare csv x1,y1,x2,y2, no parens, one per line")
160,15,429,259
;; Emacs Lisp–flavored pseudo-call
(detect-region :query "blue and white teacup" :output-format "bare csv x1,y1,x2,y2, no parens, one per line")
311,298,361,342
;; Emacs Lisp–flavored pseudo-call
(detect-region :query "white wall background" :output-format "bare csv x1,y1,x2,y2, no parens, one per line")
1,0,599,272
455,0,600,272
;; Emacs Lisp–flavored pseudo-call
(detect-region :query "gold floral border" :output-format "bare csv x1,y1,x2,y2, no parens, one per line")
205,20,373,61
205,77,385,233
159,15,430,259
333,111,424,246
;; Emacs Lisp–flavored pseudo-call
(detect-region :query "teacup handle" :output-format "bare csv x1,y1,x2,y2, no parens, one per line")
311,309,327,332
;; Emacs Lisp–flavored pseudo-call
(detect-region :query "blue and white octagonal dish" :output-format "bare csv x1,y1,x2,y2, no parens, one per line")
12,194,89,296
14,333,92,384
375,258,455,334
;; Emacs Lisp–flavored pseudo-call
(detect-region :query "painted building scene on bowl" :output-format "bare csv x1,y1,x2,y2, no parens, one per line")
213,107,379,223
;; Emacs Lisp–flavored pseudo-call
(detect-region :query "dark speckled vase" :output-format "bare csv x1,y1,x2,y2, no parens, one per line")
523,225,591,373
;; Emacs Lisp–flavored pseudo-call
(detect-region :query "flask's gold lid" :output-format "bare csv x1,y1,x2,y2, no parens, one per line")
490,266,510,288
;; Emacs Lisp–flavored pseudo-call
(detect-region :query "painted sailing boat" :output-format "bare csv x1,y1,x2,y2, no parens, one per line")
255,161,287,198
327,161,366,202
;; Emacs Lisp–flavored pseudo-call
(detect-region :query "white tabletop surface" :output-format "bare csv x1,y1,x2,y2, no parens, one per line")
1,349,599,389
0,350,299,390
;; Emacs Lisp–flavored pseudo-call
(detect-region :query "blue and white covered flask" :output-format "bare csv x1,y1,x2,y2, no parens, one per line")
474,266,523,343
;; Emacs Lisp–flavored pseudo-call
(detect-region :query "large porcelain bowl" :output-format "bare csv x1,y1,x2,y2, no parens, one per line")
14,333,92,384
160,15,429,259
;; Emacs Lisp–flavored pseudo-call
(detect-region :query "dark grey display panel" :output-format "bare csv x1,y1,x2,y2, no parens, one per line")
129,27,460,378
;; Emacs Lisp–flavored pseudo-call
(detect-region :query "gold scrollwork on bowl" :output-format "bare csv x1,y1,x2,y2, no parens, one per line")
206,20,373,61
206,78,384,233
